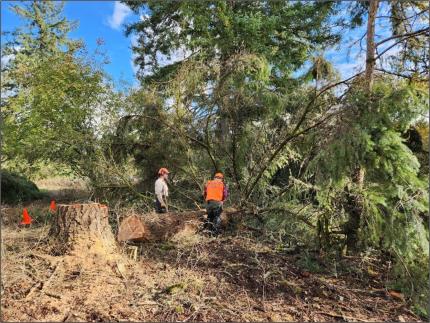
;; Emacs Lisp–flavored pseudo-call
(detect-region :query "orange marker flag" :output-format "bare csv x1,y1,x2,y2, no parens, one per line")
20,208,33,225
50,199,57,212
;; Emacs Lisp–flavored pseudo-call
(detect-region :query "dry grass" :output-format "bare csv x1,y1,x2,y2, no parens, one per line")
0,197,424,322
35,177,87,191
35,177,89,202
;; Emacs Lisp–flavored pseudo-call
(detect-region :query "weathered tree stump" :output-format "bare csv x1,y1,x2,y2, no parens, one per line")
49,203,117,255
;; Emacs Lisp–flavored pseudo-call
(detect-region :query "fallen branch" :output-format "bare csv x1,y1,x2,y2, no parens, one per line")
26,259,63,300
44,291,61,299
28,252,57,264
25,281,43,299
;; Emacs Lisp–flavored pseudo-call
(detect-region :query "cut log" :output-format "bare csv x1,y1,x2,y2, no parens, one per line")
117,215,146,242
117,211,205,242
117,209,243,242
49,203,117,255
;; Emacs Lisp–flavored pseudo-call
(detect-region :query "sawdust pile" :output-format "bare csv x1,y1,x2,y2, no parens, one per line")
2,203,131,321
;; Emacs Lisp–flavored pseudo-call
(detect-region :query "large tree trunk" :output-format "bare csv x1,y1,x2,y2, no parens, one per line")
30,203,128,319
49,203,117,256
365,0,379,92
346,0,379,252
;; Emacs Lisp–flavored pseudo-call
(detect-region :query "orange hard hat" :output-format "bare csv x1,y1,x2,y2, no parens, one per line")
158,168,170,175
214,172,224,179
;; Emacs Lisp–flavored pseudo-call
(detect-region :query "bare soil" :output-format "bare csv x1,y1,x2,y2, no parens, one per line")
0,185,424,322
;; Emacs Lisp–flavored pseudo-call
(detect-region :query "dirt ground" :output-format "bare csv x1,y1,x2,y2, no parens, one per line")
0,181,424,322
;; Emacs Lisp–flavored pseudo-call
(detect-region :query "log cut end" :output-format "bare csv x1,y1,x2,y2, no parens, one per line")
117,211,207,242
117,215,146,242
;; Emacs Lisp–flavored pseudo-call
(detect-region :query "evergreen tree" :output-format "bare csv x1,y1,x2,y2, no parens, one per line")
119,0,340,202
1,1,105,174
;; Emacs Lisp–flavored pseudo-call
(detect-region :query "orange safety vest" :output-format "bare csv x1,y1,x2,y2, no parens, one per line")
205,180,224,202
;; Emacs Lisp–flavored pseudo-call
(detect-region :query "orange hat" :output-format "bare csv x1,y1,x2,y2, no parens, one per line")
214,172,224,179
158,168,170,175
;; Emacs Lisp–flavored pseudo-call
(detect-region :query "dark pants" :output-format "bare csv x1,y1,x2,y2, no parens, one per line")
205,200,223,234
155,198,167,213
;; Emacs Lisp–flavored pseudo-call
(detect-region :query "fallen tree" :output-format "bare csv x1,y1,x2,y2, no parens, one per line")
117,209,245,242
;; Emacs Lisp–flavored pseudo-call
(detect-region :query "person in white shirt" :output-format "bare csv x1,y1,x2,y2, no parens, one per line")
155,168,169,213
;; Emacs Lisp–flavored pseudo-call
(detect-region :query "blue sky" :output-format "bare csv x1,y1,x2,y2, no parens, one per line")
2,1,404,91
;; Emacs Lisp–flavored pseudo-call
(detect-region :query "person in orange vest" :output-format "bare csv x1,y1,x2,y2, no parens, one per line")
155,168,169,213
203,172,228,235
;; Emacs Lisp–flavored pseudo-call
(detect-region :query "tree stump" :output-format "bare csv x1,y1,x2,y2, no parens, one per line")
49,203,117,256
44,203,127,303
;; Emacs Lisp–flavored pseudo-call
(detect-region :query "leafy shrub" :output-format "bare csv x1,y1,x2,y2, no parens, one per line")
1,170,47,204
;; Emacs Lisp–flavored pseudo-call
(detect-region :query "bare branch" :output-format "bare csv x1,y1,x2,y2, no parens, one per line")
242,71,363,200
375,27,429,47
375,67,415,79
374,29,428,61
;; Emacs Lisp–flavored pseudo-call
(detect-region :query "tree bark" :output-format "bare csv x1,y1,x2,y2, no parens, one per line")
346,0,379,251
117,209,243,242
365,0,379,92
49,203,117,255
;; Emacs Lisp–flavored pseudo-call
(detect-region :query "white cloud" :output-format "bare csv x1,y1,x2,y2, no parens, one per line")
335,61,363,79
1,54,13,67
130,22,192,79
156,46,192,68
140,13,150,21
108,2,131,30
130,35,139,75
1,46,21,99
1,45,21,67
334,51,366,79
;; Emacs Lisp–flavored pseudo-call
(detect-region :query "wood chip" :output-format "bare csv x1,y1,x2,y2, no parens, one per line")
388,290,405,302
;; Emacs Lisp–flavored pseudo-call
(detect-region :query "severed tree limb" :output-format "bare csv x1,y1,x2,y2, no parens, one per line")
25,281,43,300
25,259,63,300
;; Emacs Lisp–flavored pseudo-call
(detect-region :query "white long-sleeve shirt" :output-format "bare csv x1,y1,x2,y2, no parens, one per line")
155,177,168,203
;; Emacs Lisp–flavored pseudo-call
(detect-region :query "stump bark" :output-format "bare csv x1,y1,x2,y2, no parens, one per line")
49,203,117,255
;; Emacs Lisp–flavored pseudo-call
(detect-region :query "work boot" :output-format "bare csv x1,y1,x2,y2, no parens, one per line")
202,222,213,236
